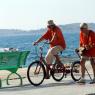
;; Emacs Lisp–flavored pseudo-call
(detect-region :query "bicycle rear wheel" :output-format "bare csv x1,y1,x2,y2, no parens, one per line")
71,61,81,81
27,61,45,86
51,63,64,81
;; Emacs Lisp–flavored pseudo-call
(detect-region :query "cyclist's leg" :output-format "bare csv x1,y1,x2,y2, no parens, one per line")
80,57,86,78
51,46,64,67
45,46,63,65
45,48,54,79
45,46,63,78
45,48,54,65
51,46,63,64
54,54,62,63
77,56,86,83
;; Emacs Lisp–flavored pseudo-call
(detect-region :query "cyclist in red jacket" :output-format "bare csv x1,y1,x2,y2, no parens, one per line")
33,20,66,79
77,23,95,83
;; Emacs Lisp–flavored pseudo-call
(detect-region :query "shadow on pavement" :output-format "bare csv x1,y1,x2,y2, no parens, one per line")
86,93,95,95
0,80,75,92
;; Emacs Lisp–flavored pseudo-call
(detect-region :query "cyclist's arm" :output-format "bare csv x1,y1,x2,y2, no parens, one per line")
33,31,49,45
33,37,45,45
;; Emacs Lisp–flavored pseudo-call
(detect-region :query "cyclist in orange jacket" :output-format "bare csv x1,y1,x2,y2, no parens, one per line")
33,20,66,79
77,23,95,83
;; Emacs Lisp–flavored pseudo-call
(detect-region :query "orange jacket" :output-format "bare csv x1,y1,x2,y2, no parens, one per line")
80,30,95,57
41,26,66,49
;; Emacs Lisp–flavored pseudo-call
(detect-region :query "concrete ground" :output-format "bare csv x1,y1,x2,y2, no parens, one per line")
0,74,95,95
0,61,95,95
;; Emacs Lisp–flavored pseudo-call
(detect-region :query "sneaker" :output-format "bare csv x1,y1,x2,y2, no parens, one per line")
77,78,86,83
44,70,50,79
90,78,95,84
45,76,50,79
45,74,50,79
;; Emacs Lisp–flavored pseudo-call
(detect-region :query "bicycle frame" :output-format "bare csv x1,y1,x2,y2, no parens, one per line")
35,43,71,77
28,42,76,86
27,42,80,86
34,43,49,75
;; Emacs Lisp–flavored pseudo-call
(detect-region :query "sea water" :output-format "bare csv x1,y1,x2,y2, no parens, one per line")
0,32,79,66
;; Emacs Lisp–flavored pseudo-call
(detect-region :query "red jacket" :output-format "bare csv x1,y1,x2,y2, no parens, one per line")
80,30,95,57
41,26,66,49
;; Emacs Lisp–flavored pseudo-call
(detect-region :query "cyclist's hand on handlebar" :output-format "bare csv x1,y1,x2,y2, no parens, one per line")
75,48,79,52
33,41,38,46
84,45,90,50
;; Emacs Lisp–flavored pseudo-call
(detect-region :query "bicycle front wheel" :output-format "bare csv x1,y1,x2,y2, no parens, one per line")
51,63,64,81
27,61,45,86
71,61,81,81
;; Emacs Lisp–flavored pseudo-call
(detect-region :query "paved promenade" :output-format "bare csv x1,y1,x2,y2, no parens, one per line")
0,74,95,95
0,61,95,95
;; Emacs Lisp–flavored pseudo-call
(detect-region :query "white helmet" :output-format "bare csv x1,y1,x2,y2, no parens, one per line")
80,23,88,29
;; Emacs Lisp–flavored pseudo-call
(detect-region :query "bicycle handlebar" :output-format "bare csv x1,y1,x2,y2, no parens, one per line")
33,41,50,55
33,41,49,47
75,48,81,59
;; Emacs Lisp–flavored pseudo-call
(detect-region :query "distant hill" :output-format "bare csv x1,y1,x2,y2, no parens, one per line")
0,29,46,36
60,23,95,33
0,23,95,36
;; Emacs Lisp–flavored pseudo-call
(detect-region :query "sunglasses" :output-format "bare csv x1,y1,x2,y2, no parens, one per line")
80,28,87,30
48,25,55,28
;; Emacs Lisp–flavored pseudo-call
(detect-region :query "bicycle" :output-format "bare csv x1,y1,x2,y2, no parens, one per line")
71,48,93,81
27,42,80,86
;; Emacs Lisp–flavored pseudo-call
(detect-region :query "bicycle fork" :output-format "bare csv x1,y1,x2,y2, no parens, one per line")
34,63,41,74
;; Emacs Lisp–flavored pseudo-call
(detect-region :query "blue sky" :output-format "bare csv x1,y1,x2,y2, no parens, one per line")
0,0,95,30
